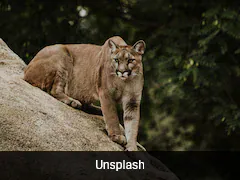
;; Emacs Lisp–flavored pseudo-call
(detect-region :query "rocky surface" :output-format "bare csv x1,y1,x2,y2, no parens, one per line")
0,39,179,180
0,38,122,151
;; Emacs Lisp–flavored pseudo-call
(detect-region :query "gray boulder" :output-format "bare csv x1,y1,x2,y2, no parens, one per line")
0,39,179,180
0,38,122,151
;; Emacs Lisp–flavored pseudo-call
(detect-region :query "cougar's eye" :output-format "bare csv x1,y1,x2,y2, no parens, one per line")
114,58,119,63
128,59,135,63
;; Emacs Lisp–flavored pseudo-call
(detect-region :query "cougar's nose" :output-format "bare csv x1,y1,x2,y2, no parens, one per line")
118,64,126,73
117,70,131,76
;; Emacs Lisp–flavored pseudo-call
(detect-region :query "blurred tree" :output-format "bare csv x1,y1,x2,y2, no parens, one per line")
1,0,240,151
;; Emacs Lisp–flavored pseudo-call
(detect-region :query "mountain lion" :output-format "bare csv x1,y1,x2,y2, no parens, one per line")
24,36,146,151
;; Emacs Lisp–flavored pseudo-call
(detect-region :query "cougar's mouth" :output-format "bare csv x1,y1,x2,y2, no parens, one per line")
116,70,131,80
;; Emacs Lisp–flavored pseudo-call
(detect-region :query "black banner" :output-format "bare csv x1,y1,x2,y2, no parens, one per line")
0,152,238,180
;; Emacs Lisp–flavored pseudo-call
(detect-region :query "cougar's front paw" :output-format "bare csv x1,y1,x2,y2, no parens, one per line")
60,97,82,109
70,98,82,109
125,143,138,151
110,134,127,146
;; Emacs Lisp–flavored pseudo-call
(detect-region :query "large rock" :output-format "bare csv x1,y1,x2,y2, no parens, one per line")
0,39,179,180
0,38,122,151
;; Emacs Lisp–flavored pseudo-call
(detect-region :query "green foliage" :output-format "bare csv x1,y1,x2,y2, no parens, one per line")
1,0,240,151
138,1,240,150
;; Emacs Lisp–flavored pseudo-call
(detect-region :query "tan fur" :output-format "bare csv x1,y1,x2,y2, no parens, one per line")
24,36,146,151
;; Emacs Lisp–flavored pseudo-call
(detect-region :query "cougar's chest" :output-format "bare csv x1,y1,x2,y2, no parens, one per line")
109,86,123,103
110,80,134,103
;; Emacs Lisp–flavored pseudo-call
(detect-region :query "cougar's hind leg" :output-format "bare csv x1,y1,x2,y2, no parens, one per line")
50,71,82,109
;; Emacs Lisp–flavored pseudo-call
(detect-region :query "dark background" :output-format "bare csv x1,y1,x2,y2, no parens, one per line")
1,0,240,151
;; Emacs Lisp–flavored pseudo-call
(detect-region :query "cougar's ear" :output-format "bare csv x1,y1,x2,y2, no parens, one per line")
108,40,118,53
132,40,146,55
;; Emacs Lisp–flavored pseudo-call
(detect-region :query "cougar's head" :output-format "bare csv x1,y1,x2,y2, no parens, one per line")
108,39,146,81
